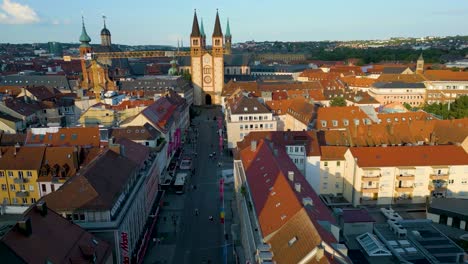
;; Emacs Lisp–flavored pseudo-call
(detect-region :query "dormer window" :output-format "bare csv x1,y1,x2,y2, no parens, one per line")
332,120,338,127
288,236,298,246
244,107,248,112
321,121,327,127
343,119,349,126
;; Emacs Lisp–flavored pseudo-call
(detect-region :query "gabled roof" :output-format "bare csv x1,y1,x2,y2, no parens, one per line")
44,150,138,211
38,147,79,181
286,98,316,125
227,94,270,115
340,76,375,88
316,106,373,130
376,73,425,83
0,133,26,146
110,123,160,141
236,131,321,158
140,97,178,133
382,67,412,74
423,70,468,81
0,146,45,170
3,97,41,117
113,137,150,166
0,204,111,264
320,146,348,161
350,145,468,167
26,86,59,101
25,127,101,147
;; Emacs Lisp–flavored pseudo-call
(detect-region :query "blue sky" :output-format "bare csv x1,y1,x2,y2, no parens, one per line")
0,0,467,45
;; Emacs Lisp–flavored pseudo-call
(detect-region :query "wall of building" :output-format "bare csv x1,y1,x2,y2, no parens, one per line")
284,114,308,131
369,87,426,107
226,113,276,148
305,156,321,194
320,160,346,195
0,169,39,206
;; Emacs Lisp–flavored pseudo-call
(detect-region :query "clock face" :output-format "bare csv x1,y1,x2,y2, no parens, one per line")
204,76,212,84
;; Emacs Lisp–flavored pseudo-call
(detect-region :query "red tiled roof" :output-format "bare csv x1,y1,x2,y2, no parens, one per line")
25,127,101,147
111,99,154,111
239,139,336,242
423,70,468,81
320,146,348,161
350,145,468,167
316,106,373,130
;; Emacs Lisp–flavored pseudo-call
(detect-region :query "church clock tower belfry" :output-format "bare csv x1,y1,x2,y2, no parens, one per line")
190,10,226,105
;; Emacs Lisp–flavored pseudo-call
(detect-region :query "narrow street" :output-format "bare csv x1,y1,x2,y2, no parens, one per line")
143,106,235,264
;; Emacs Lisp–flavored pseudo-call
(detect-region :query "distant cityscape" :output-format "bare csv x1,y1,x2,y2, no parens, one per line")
0,7,467,264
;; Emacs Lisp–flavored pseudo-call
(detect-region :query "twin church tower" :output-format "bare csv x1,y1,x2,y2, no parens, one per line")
190,10,231,105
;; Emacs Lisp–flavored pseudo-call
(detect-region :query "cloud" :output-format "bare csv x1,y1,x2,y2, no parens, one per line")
0,0,40,24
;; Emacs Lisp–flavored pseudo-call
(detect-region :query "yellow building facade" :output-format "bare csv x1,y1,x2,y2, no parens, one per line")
0,146,45,206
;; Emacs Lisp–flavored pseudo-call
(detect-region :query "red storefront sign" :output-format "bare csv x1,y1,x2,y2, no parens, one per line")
120,231,130,264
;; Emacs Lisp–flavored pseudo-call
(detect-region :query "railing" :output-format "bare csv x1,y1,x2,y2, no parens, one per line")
16,191,29,197
362,175,381,181
362,187,379,193
428,181,448,191
396,174,415,181
13,178,28,184
395,186,414,192
429,174,449,180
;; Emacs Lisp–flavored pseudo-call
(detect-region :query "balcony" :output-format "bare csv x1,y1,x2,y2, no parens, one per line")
13,178,28,184
362,175,381,181
362,187,379,193
16,191,29,197
430,174,449,181
396,174,415,181
395,186,414,192
428,182,448,191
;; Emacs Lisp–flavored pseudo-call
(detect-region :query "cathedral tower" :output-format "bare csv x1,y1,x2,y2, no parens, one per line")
79,16,92,89
225,18,232,55
100,16,111,47
190,10,203,105
190,10,226,105
416,53,424,73
211,10,224,104
200,18,207,49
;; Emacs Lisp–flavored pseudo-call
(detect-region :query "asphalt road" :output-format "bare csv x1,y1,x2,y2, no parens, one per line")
171,106,225,264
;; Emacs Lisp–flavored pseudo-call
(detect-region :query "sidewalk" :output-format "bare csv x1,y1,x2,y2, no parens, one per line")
143,193,185,264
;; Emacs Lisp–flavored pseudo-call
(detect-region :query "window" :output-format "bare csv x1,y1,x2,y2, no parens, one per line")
18,171,24,179
215,39,221,46
7,171,13,177
335,183,340,189
26,171,32,177
29,185,34,191
0,172,4,177
79,214,85,221
321,121,327,127
1,184,6,191
31,198,36,203
22,198,28,204
332,120,338,127
337,161,341,167
10,184,15,191
192,39,199,46
51,185,55,192
20,184,25,191
324,162,328,167
41,184,46,192
12,198,18,204
239,116,243,121
295,147,299,152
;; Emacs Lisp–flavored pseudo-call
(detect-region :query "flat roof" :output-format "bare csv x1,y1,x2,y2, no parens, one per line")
429,198,468,217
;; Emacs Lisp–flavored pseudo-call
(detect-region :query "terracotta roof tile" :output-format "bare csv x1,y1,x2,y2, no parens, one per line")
376,73,425,83
25,127,101,147
37,147,79,182
340,76,376,88
316,106,373,130
423,70,468,81
287,98,316,125
1,204,111,264
0,146,45,170
320,146,348,161
350,145,468,167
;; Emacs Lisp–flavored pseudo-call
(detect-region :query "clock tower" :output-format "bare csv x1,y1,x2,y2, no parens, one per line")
190,10,226,105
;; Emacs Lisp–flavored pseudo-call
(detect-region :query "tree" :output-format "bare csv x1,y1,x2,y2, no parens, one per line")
422,95,468,119
403,103,412,110
330,97,347,107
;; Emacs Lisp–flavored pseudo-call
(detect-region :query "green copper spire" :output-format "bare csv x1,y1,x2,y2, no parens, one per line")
200,18,206,37
225,18,231,37
79,16,91,47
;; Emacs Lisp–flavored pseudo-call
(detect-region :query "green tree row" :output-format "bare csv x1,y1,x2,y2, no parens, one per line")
421,95,468,119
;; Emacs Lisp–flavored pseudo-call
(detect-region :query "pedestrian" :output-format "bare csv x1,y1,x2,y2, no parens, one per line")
217,162,221,167
195,208,199,216
209,216,214,221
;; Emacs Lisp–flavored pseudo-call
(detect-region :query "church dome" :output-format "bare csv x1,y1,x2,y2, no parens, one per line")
101,27,111,36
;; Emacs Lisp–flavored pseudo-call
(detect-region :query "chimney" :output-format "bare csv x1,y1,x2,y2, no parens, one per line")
295,182,301,193
250,140,257,152
315,245,325,261
288,171,294,181
36,201,48,216
18,218,32,237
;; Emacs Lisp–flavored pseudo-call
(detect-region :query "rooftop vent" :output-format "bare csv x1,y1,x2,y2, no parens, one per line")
288,171,294,181
36,201,47,217
295,182,301,193
302,197,313,207
18,217,32,237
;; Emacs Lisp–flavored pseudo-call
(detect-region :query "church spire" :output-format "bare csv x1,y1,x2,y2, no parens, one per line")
190,10,201,37
200,17,206,37
212,9,223,37
225,18,231,37
79,16,91,47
